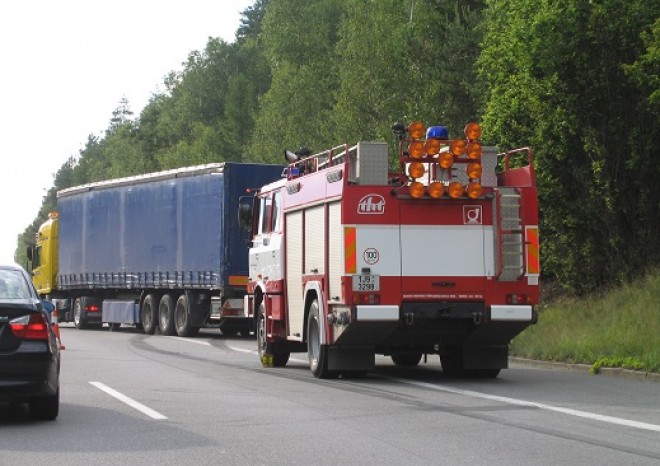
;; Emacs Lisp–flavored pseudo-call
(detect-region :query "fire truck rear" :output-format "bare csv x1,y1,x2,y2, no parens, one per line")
241,121,539,378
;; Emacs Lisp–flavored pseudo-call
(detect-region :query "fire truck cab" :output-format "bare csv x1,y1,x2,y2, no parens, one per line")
242,121,539,378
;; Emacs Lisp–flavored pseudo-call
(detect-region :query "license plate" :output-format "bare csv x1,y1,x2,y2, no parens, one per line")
352,274,380,292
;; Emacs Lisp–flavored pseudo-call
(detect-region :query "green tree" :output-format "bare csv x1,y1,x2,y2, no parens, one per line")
478,0,660,292
247,0,344,161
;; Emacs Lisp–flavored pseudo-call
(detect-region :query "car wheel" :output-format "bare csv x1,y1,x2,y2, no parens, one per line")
159,294,176,336
29,387,59,421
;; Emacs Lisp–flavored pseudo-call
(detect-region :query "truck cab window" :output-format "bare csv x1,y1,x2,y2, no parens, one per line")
34,246,42,268
272,191,282,232
258,195,273,235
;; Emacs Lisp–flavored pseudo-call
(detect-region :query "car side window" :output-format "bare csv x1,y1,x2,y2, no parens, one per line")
0,270,31,299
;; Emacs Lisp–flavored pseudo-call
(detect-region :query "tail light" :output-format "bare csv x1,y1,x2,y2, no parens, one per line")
506,294,529,304
86,304,100,312
9,313,50,340
352,294,381,305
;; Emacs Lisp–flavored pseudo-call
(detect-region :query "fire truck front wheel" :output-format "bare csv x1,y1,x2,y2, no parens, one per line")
307,300,336,379
257,302,289,367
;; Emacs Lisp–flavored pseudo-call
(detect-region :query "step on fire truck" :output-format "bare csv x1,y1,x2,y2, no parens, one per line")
239,121,539,378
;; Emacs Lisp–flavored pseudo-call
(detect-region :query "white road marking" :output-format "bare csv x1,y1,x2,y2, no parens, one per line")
225,345,255,354
165,336,210,346
225,344,307,364
90,381,168,420
389,378,660,433
207,343,660,432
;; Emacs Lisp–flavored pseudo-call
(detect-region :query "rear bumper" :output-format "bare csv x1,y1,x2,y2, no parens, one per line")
335,303,536,349
0,351,59,401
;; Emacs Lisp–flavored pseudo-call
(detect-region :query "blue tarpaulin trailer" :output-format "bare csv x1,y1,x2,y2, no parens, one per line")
50,163,282,336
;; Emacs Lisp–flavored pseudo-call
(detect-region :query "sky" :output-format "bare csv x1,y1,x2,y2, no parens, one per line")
0,0,254,263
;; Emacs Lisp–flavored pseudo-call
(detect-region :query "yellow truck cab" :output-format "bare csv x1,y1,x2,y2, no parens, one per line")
29,212,59,296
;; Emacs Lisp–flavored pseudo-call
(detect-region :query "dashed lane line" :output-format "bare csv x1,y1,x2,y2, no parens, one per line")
90,381,168,420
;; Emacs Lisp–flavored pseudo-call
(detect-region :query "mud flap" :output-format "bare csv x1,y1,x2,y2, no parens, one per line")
464,345,508,370
327,347,375,372
186,291,210,328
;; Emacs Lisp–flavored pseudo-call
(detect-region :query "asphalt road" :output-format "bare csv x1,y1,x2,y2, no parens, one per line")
1,324,658,465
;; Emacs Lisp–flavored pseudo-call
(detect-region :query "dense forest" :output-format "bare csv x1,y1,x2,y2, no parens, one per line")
15,0,659,294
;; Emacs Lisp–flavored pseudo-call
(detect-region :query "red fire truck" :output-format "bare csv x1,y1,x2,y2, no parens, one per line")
239,121,539,378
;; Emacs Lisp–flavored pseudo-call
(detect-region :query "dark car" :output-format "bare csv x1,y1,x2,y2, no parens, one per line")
0,263,60,420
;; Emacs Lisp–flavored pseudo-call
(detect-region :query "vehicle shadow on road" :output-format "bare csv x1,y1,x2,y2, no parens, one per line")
0,402,215,453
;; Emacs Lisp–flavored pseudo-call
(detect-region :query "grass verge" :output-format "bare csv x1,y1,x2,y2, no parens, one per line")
510,271,660,373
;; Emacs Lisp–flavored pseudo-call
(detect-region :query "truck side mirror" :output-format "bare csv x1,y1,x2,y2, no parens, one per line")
238,202,253,232
26,245,33,262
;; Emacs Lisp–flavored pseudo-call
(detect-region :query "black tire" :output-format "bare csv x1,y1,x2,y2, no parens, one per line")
465,369,501,379
141,294,158,335
257,302,289,367
175,294,199,337
440,347,465,377
222,327,239,337
73,298,87,330
391,351,423,367
159,294,176,336
29,387,59,421
307,300,335,378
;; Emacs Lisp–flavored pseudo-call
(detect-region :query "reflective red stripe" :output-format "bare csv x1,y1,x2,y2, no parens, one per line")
526,226,540,275
344,226,357,274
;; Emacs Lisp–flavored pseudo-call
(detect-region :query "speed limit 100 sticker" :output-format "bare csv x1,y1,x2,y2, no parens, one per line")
363,248,380,265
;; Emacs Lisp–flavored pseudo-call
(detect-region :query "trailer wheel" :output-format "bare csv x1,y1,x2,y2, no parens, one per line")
175,294,199,337
391,351,423,367
73,299,87,330
141,294,158,334
307,300,335,378
257,302,289,367
159,294,176,336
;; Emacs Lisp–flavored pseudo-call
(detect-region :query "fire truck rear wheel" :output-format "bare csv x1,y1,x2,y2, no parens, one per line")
307,300,335,379
391,351,423,367
141,294,158,335
159,294,176,336
175,294,199,337
440,347,464,377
